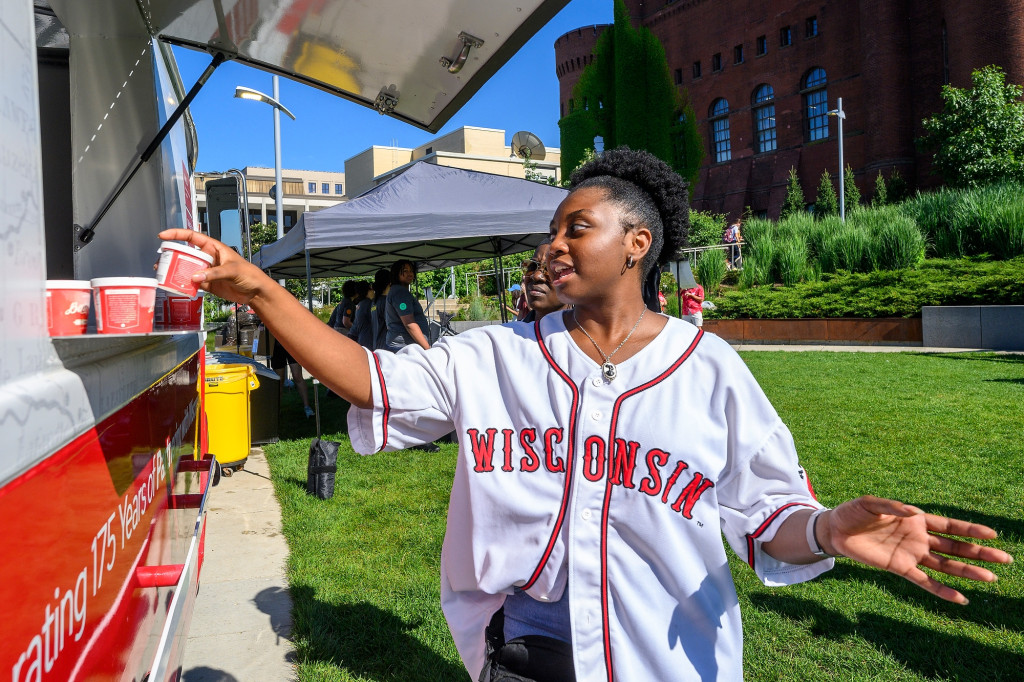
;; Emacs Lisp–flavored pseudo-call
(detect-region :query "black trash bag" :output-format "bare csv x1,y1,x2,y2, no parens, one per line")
306,437,339,500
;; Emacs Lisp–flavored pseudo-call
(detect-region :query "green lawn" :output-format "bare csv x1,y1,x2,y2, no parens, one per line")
263,352,1024,681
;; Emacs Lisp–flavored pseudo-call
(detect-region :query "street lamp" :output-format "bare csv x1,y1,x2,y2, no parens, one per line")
828,97,847,221
234,78,296,241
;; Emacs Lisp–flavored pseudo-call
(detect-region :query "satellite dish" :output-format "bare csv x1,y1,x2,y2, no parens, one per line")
511,131,546,161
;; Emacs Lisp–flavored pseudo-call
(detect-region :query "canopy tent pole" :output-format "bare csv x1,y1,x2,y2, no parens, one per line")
492,237,508,323
305,249,322,426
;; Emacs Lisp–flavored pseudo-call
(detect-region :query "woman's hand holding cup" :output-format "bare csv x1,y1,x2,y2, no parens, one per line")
158,229,271,306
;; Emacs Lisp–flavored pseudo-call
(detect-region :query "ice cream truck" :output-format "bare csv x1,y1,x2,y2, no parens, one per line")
1,0,567,680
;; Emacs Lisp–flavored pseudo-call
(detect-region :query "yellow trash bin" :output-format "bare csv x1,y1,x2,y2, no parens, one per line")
205,363,260,473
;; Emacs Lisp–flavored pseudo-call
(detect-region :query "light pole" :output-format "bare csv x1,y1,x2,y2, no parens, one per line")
828,97,847,221
234,78,296,240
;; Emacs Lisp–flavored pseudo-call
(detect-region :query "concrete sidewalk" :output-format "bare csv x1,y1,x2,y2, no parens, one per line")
181,449,296,682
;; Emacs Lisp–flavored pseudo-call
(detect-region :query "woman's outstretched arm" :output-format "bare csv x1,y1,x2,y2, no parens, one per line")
160,229,373,408
763,496,1013,604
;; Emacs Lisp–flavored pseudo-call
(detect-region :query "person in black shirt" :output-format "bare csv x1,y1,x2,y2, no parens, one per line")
349,280,374,347
384,259,430,352
328,280,357,333
370,268,391,351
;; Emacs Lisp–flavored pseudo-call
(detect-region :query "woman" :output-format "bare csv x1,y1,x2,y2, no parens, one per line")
519,242,566,323
160,148,1010,682
347,280,374,348
369,268,391,351
680,282,705,327
384,259,430,352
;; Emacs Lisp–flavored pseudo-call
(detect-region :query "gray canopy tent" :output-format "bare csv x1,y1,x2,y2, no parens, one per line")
254,161,568,320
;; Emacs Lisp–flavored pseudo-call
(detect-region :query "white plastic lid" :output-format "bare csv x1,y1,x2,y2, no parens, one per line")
90,277,159,287
158,241,214,264
46,280,92,289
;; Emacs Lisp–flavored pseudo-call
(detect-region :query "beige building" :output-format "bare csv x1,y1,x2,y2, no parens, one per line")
194,166,347,232
194,127,561,233
344,126,561,198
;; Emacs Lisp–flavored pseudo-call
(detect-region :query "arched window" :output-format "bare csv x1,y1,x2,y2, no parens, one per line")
709,98,731,163
752,84,777,153
803,68,829,142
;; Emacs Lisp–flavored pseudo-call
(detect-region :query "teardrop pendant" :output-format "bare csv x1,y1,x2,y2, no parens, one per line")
602,361,617,382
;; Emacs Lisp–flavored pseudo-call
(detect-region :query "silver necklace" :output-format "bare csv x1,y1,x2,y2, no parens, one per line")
573,307,646,382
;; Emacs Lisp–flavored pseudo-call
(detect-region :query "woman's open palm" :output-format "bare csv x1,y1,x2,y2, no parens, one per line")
828,496,1013,604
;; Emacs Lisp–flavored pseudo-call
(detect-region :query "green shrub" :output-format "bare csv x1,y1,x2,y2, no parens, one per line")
694,248,727,294
843,164,861,211
738,218,775,287
816,171,839,218
902,182,1024,259
780,167,806,219
872,170,888,207
458,295,498,321
989,199,1024,259
663,293,681,317
660,271,678,296
706,257,1024,319
805,215,841,263
688,210,727,249
776,235,808,286
204,295,232,323
819,223,870,273
854,207,926,270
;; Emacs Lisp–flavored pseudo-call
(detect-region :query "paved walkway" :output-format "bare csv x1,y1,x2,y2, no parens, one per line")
181,449,296,682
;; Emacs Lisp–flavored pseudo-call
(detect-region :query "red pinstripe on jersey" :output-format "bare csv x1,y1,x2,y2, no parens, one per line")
524,319,581,589
744,501,817,570
372,352,390,450
600,328,704,681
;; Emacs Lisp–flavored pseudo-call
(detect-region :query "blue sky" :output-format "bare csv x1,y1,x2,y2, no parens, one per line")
173,0,611,174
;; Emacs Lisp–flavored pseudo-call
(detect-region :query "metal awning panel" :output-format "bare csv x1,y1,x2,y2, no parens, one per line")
148,0,570,131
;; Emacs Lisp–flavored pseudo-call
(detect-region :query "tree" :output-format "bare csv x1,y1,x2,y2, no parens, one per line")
523,157,557,186
249,221,279,253
843,165,861,211
887,170,908,203
558,0,702,186
780,167,805,219
815,171,838,217
919,64,1024,187
872,171,888,207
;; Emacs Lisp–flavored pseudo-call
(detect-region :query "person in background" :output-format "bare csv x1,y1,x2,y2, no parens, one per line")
384,259,440,452
328,280,357,333
509,284,528,321
680,282,705,327
268,326,314,418
657,289,667,313
348,280,374,348
385,259,430,352
723,218,742,269
370,268,391,351
519,242,566,323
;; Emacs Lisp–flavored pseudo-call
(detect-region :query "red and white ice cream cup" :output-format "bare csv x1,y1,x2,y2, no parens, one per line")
155,241,214,298
45,280,92,336
165,291,204,328
90,277,158,334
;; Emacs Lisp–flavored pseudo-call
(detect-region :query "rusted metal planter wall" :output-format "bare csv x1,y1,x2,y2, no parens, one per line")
703,318,923,345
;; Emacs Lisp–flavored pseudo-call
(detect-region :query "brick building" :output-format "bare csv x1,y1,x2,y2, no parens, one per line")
555,1,1024,219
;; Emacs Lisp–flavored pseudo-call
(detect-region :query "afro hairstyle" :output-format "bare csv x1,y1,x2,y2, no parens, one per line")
568,147,690,276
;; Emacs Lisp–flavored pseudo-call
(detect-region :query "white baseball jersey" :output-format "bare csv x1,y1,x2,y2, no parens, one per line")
348,314,832,681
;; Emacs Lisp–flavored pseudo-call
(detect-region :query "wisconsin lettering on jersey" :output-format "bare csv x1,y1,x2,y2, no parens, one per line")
465,427,715,519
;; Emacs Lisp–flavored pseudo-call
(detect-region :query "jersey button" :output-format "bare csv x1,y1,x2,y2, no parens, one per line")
592,377,603,387
591,410,602,421
581,508,593,520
